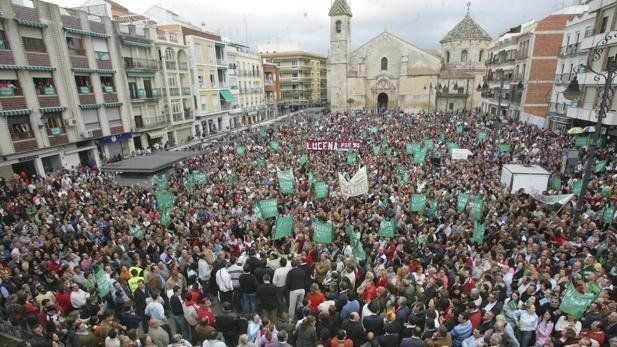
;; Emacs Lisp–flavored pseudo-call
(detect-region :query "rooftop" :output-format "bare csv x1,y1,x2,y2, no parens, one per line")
440,14,492,43
101,151,201,174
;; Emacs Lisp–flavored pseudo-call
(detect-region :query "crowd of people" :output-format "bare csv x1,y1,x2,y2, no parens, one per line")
0,110,616,347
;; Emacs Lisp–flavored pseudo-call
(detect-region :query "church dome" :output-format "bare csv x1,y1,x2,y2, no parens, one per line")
440,14,491,43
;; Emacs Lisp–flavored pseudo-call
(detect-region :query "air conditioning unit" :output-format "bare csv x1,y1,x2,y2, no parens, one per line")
64,118,77,127
81,130,94,138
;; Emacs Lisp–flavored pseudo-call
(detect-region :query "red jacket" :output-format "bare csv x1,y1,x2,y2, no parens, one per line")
54,290,73,314
469,310,482,329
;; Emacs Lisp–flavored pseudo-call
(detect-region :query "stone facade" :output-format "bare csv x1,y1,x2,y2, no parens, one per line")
327,0,491,113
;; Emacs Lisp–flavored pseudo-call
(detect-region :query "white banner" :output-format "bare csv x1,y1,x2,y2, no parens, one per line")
531,193,574,205
451,148,473,160
339,166,369,197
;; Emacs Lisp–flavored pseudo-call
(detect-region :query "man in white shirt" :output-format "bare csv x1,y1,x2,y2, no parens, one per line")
69,283,89,309
273,257,291,315
215,263,234,305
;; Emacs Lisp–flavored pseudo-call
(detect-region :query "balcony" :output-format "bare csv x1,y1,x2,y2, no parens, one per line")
549,102,568,115
178,62,188,70
26,52,51,67
216,58,226,66
436,91,470,98
134,115,167,130
0,88,27,110
124,57,159,71
13,138,38,153
37,86,61,108
172,112,183,122
130,88,162,100
182,87,191,96
567,106,617,125
560,43,581,57
184,110,193,119
70,55,89,68
168,88,180,97
555,73,575,84
165,61,177,70
48,133,69,147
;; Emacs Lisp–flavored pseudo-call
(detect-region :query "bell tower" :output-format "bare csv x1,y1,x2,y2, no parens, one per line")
327,0,352,111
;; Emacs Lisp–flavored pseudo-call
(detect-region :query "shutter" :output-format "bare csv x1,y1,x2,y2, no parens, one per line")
81,109,99,124
106,107,121,121
92,38,108,52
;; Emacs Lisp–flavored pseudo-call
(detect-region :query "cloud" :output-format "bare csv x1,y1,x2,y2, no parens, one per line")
50,0,566,54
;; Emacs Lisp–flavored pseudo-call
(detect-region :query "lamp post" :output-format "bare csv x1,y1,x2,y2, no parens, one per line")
562,32,617,232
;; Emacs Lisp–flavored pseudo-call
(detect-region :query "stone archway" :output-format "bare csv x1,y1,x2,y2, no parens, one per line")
377,93,388,110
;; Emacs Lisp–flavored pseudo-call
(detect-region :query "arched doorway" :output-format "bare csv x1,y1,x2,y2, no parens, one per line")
377,93,388,110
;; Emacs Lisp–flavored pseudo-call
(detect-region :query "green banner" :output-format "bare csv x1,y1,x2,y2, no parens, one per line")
397,171,409,185
313,181,329,199
424,139,434,149
95,265,111,298
497,143,511,153
573,179,583,195
151,175,169,191
550,176,562,191
313,220,333,244
277,168,295,194
456,125,463,134
409,193,427,212
298,154,308,166
469,197,484,221
560,282,599,319
477,130,488,143
575,136,589,147
130,225,143,240
346,225,366,260
256,157,265,168
406,144,413,155
472,221,486,244
259,130,267,138
413,147,428,164
274,215,293,240
385,148,393,157
258,199,278,219
369,126,378,134
160,209,171,225
347,151,357,165
378,219,395,237
457,192,470,212
156,191,174,211
447,142,459,154
269,141,280,152
236,145,247,155
600,206,615,225
594,160,608,173
372,145,381,155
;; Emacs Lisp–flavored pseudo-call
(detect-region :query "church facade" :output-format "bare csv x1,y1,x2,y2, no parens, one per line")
327,0,491,113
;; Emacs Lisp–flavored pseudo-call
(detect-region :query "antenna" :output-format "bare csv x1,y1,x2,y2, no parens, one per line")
466,1,471,14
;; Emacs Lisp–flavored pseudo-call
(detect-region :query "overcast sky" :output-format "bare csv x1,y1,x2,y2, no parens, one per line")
49,0,573,54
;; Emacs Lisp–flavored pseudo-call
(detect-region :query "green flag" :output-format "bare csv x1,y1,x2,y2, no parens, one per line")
456,125,463,134
457,192,470,212
347,151,357,165
236,145,247,155
95,265,111,298
472,221,487,244
397,171,409,185
575,136,589,147
256,157,265,168
405,144,413,155
409,194,427,212
470,197,484,221
269,141,280,152
194,172,207,185
155,191,174,211
602,186,612,198
560,282,598,319
160,209,171,225
307,171,315,188
447,142,459,154
130,225,143,240
313,220,333,244
369,126,378,134
477,130,488,143
277,168,295,194
594,160,608,173
378,219,395,237
298,154,308,166
573,179,583,195
550,176,562,191
313,181,329,199
600,206,615,225
346,225,366,260
355,117,362,122
413,147,428,164
151,175,168,191
259,130,267,138
497,143,511,153
274,215,293,240
424,139,434,149
258,199,278,219
386,148,393,157
372,145,381,155
185,174,197,188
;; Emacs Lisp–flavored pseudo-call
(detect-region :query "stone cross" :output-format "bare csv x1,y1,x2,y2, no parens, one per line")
466,1,471,14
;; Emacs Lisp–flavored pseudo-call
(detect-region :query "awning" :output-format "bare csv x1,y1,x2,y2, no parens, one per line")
127,71,155,78
40,106,66,114
79,104,102,109
220,89,235,102
64,27,110,39
0,109,32,117
147,131,164,139
104,102,123,108
15,19,47,28
0,65,54,71
121,38,152,48
71,68,115,74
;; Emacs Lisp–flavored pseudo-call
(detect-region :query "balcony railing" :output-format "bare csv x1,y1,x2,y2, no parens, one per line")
130,88,162,100
165,61,177,70
124,57,159,71
169,87,180,96
555,73,575,84
436,91,470,98
560,43,580,57
135,115,167,129
172,112,183,122
549,102,568,115
178,61,188,70
584,28,594,38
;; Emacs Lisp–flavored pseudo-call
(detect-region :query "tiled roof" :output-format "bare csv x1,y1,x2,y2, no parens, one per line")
440,14,491,43
329,0,352,17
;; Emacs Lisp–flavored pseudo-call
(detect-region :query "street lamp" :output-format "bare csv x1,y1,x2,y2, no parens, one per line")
561,33,617,232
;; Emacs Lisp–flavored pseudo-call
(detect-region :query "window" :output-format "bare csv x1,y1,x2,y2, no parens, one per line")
81,109,100,130
45,113,65,136
8,116,34,141
128,82,138,99
75,75,92,93
461,50,468,63
478,50,483,62
381,57,388,71
33,77,56,95
100,76,115,93
22,37,46,52
0,79,22,96
66,36,85,55
446,51,450,63
0,23,9,50
335,20,342,33
106,107,121,126
601,16,609,33
165,48,175,61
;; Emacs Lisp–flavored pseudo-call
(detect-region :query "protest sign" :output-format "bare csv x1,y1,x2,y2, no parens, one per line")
347,151,357,165
257,199,278,219
339,166,369,197
346,225,366,260
313,220,333,244
306,140,361,151
451,148,472,160
277,167,295,194
472,221,486,244
469,197,484,221
313,181,329,199
378,219,395,237
95,265,110,298
457,192,470,212
274,215,293,240
409,194,427,212
560,282,599,319
600,206,615,225
269,141,280,152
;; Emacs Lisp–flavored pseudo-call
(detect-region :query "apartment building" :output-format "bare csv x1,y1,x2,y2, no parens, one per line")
0,0,133,178
480,6,584,127
551,0,617,130
259,44,327,111
226,41,267,126
263,61,281,118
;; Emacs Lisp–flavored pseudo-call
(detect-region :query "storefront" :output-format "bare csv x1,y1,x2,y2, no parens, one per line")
97,132,132,161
